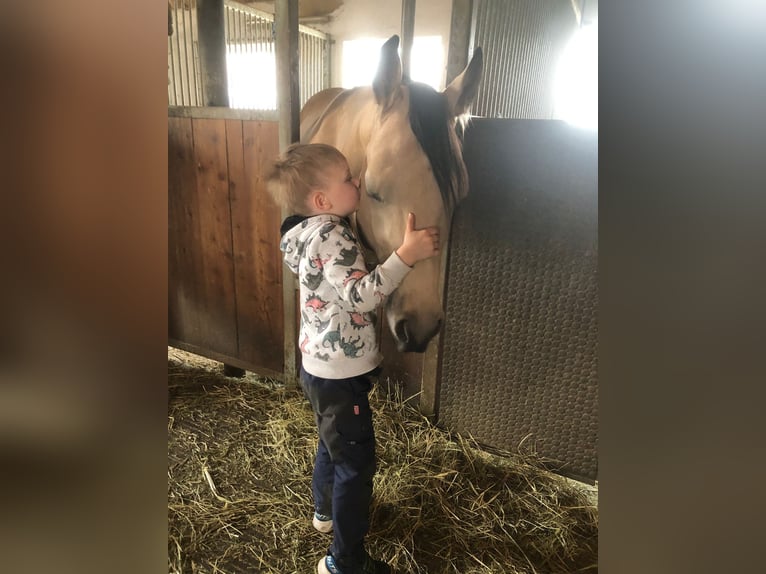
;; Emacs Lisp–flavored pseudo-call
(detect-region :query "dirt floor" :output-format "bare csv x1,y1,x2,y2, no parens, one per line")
168,349,598,573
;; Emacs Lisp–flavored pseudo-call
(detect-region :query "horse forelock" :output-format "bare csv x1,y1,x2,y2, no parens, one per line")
406,81,468,214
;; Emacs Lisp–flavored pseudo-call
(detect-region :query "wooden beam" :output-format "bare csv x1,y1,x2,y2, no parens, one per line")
446,0,473,85
168,106,278,121
276,0,300,148
275,0,300,388
197,0,229,106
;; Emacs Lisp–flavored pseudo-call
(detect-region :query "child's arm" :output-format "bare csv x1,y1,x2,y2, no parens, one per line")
395,213,440,266
321,213,439,311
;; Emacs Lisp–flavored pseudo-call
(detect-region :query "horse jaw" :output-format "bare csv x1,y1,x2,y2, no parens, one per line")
385,257,445,353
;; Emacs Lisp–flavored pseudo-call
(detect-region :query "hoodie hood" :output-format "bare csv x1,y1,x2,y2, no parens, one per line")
279,214,345,273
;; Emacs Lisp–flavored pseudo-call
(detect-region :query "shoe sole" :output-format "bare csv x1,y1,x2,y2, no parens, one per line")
312,516,333,533
317,556,331,574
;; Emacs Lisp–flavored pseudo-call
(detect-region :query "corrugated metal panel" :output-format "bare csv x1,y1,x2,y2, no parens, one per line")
471,0,576,118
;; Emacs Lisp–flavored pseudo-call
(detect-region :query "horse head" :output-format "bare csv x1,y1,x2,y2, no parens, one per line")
301,35,483,352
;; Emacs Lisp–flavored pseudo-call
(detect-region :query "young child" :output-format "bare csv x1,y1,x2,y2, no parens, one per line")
268,143,440,574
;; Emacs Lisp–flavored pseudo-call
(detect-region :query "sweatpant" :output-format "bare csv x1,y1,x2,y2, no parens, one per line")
300,366,377,566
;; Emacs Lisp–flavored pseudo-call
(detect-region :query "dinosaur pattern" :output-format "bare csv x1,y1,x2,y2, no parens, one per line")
334,245,358,266
343,268,368,287
302,270,323,291
280,214,412,379
348,311,373,330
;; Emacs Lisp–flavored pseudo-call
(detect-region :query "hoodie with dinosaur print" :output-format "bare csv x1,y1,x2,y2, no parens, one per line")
280,214,411,379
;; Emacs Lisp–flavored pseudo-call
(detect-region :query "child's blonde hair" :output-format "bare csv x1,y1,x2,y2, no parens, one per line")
266,143,348,214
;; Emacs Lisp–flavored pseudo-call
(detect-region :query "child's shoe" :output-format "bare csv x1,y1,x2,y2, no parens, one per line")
312,511,333,533
317,551,391,574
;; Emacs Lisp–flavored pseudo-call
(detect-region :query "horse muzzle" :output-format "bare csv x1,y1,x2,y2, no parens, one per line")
392,315,443,353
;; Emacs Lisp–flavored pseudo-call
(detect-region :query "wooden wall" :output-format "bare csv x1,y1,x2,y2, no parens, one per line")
168,111,284,377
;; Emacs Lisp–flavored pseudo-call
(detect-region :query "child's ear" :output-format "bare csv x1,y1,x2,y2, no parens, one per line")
310,190,330,212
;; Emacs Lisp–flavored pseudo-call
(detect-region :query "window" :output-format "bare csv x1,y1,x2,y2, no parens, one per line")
227,49,277,110
553,22,598,130
342,36,444,90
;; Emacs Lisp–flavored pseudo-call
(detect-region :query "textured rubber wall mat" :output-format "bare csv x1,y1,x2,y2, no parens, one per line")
439,119,598,482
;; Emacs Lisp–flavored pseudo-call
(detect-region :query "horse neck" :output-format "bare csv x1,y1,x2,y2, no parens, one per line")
312,88,378,177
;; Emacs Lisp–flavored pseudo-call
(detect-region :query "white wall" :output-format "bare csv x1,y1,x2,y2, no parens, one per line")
309,0,454,89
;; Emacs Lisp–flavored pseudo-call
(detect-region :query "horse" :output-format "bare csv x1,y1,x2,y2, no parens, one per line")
300,35,483,353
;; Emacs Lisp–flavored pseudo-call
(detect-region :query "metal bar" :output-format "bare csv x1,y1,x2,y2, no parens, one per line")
180,4,192,105
197,0,229,106
300,33,305,106
446,0,473,86
486,0,502,116
507,0,524,117
527,2,545,117
401,0,416,79
256,14,262,63
497,1,514,117
168,7,179,106
474,0,487,115
246,12,253,84
225,7,233,106
193,4,204,105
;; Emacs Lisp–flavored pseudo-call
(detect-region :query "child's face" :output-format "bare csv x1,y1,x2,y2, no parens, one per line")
320,161,361,217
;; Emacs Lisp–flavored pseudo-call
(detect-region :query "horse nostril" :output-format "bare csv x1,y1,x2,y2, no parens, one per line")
394,319,410,345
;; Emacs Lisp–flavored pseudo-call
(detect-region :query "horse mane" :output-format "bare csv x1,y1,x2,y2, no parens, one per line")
406,80,468,214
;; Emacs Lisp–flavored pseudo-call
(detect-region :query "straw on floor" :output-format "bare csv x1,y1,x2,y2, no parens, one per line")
168,349,598,574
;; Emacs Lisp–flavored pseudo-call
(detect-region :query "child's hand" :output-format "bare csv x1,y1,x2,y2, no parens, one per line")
395,212,440,266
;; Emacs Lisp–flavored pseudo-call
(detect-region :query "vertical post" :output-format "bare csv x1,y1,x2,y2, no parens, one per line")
401,0,416,79
419,238,450,418
197,0,229,106
276,0,300,388
276,0,300,146
446,0,474,84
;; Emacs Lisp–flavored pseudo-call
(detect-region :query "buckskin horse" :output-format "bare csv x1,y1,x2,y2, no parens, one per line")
300,35,483,352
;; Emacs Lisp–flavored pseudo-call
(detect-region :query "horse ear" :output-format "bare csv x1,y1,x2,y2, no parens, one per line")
373,35,402,111
443,47,483,118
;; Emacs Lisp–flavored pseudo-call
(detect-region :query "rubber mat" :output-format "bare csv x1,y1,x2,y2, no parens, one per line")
439,119,598,482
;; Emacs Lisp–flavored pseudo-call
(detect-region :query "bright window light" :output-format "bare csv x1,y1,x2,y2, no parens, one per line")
227,49,276,109
342,36,444,90
553,22,598,130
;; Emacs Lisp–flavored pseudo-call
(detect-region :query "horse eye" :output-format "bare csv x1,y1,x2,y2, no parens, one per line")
367,189,384,203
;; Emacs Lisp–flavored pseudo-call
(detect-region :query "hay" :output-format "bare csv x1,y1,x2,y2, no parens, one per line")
168,349,598,574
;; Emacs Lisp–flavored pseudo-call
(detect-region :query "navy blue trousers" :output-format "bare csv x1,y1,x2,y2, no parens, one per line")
300,367,377,565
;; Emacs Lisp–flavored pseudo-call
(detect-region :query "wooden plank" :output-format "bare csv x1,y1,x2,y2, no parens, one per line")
168,106,279,122
379,327,425,407
169,339,284,381
168,116,204,345
230,120,284,373
189,117,239,356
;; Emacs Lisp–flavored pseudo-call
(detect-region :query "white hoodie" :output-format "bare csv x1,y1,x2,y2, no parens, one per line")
280,214,412,379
